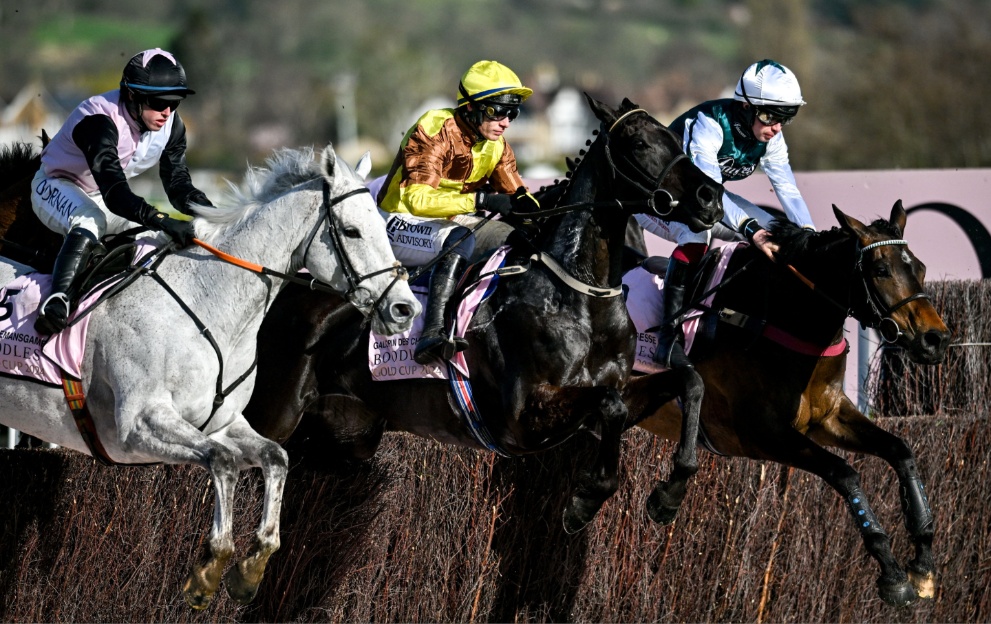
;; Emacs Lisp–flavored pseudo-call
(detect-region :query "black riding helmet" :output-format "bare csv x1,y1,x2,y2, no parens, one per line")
120,49,194,125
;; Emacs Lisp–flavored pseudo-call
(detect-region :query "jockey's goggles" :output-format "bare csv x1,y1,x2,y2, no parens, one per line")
143,95,182,112
480,102,520,122
755,107,796,126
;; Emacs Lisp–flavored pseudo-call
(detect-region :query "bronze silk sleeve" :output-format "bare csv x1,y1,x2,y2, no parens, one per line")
400,121,477,218
487,140,527,194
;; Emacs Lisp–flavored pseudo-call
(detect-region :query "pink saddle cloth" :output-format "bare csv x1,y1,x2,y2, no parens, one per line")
368,246,509,381
0,274,104,385
0,241,159,385
623,243,744,374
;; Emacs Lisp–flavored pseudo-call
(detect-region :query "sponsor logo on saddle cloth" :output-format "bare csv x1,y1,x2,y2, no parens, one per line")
0,242,159,385
369,246,510,381
623,242,745,374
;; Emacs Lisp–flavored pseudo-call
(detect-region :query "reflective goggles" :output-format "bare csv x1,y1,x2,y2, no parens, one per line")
480,102,520,122
143,96,182,112
755,107,794,126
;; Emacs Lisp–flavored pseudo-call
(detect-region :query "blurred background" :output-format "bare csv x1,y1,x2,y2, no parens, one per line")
2,0,989,191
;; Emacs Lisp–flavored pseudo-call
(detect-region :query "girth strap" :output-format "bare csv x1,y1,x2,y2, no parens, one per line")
62,376,116,466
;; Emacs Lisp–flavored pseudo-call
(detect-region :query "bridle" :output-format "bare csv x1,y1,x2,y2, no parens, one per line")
782,236,927,344
852,238,929,343
602,108,687,218
309,181,408,314
199,179,408,319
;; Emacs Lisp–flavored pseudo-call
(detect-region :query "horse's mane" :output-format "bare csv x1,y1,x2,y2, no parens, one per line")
768,215,901,266
0,140,41,184
191,146,326,240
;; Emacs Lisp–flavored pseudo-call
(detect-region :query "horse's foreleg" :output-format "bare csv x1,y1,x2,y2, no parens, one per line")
759,425,917,607
218,419,289,606
521,385,628,534
645,366,703,525
811,398,936,599
565,386,628,534
183,445,239,610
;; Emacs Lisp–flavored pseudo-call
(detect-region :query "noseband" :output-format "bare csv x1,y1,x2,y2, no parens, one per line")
854,238,929,343
602,108,686,217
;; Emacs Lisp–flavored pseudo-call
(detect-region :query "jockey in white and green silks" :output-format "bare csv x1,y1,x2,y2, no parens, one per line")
636,59,815,369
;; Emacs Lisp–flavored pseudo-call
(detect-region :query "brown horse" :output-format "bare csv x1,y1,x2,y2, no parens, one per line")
624,201,950,606
0,133,61,271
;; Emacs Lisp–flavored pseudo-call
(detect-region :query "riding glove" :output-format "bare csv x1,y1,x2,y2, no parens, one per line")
739,218,765,243
510,186,540,213
476,191,514,217
153,213,197,248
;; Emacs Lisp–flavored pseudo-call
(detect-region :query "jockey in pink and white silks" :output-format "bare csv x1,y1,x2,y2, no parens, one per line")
30,48,213,335
636,59,816,369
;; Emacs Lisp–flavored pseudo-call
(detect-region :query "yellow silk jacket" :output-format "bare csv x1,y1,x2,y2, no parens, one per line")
377,108,526,218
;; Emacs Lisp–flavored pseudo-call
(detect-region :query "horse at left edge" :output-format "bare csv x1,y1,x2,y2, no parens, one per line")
0,141,419,609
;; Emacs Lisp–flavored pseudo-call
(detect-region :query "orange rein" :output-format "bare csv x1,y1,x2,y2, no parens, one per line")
192,238,265,273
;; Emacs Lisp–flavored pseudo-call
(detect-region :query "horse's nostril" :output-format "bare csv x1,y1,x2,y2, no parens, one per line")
395,303,416,320
697,187,713,204
924,330,949,350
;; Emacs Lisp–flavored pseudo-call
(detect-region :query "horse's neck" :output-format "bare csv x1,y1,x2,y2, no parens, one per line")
541,152,625,289
758,238,859,343
177,186,322,335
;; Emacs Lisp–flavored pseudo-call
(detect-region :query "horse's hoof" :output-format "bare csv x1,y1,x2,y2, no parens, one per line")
562,497,596,534
182,576,215,611
908,569,936,599
877,578,918,607
646,488,679,526
224,565,261,605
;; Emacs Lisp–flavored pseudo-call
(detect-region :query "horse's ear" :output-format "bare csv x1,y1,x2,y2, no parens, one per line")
832,204,869,239
889,199,907,236
584,92,618,127
40,129,51,148
355,151,372,180
320,142,337,180
620,97,641,111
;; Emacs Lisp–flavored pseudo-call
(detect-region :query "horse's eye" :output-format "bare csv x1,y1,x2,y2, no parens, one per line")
343,227,361,239
873,263,891,278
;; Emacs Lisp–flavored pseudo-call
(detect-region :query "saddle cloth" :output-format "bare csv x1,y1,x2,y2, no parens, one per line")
368,246,509,381
623,242,744,374
0,241,159,385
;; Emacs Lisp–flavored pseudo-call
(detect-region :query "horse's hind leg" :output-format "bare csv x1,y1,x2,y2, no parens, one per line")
217,419,289,605
810,398,936,599
645,366,703,525
758,425,918,607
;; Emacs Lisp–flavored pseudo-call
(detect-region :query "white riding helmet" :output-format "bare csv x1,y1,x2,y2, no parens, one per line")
733,59,805,117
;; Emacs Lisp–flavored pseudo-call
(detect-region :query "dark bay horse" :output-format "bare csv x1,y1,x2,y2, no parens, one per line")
244,95,724,533
624,201,950,606
0,135,61,271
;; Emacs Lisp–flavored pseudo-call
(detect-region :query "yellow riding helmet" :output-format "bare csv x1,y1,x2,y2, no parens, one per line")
456,60,533,107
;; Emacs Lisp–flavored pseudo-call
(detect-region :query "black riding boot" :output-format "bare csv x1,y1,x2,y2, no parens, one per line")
34,229,98,335
414,253,469,365
654,257,693,369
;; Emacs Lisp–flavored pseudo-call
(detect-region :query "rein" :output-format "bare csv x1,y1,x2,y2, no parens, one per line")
196,181,408,328
602,108,687,218
748,237,925,347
